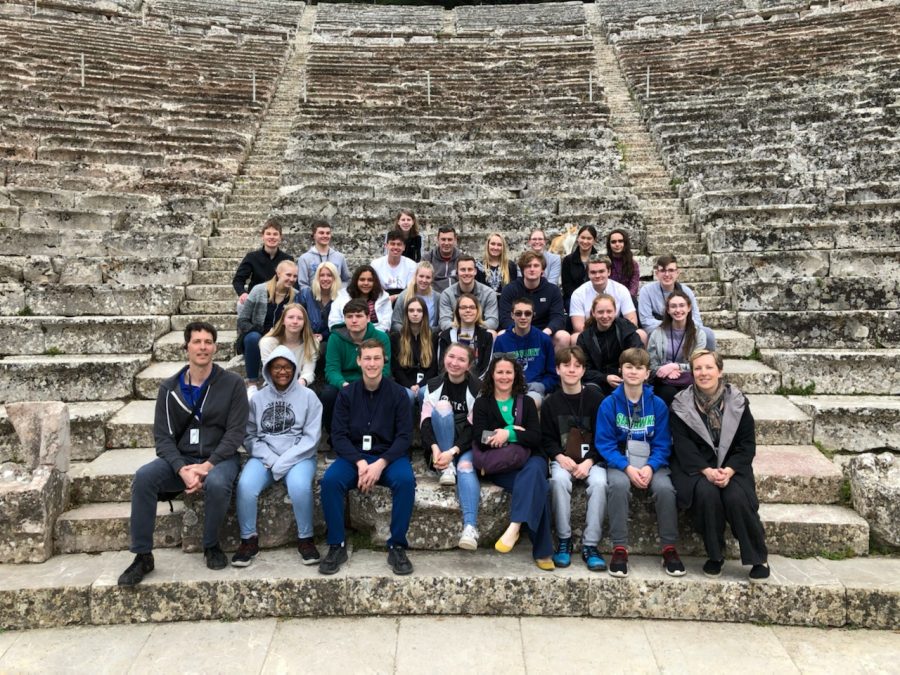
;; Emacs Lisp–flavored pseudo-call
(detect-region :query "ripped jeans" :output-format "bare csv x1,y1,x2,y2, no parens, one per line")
431,401,479,528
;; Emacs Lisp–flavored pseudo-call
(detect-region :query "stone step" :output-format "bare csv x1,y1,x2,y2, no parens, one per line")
744,395,812,446
135,361,190,399
4,549,895,630
0,316,170,357
646,241,707,255
185,284,233,301
153,330,236,362
180,300,240,314
760,349,900,396
694,295,729,313
699,309,737,329
191,270,234,285
171,314,236,333
54,502,183,555
712,329,755,358
106,401,156,450
0,401,123,462
721,359,780,394
754,445,843,505
0,354,150,403
788,396,900,454
71,448,157,504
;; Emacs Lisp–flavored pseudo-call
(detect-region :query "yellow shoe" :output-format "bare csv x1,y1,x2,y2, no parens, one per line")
494,533,519,554
535,558,555,571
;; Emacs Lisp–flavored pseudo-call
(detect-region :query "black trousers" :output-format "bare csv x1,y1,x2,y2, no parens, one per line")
690,478,768,565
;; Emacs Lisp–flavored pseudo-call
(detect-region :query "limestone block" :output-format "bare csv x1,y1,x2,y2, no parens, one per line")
0,466,69,562
0,316,170,356
738,310,896,350
819,557,900,629
55,502,183,554
754,445,842,504
0,227,61,256
0,282,25,316
760,349,900,396
733,277,899,312
106,401,155,450
25,285,185,317
848,452,900,549
0,354,149,403
707,223,838,253
6,401,71,471
0,256,24,283
0,205,19,226
789,395,900,453
22,256,59,284
0,402,121,463
714,250,829,282
829,250,900,280
20,209,122,231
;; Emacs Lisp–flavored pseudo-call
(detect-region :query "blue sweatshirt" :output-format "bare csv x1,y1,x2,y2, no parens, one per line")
493,327,559,392
594,383,671,472
332,376,412,465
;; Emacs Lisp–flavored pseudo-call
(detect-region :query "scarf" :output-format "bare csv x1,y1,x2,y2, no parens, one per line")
693,383,726,445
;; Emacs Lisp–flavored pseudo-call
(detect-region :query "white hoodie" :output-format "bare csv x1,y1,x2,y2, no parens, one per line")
244,345,322,481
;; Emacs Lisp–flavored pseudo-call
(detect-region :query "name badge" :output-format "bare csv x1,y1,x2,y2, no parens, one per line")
189,428,199,445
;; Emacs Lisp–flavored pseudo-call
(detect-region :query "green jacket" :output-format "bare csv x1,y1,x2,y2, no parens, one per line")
324,323,391,387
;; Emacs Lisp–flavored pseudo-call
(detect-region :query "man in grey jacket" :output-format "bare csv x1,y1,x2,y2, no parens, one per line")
118,322,249,587
438,254,499,331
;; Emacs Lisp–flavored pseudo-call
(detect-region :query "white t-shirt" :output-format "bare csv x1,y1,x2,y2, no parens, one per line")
371,255,417,293
569,278,636,320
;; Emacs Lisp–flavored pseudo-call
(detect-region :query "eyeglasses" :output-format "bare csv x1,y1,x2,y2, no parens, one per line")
658,267,678,274
513,310,533,317
270,365,294,373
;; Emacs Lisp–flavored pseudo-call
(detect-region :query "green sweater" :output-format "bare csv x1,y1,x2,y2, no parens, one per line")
324,324,391,387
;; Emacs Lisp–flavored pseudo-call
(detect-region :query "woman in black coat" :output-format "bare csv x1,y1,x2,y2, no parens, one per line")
472,355,554,570
670,349,770,581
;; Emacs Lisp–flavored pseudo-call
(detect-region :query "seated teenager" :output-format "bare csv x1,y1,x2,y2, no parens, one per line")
498,250,569,348
492,297,559,409
298,261,340,346
258,303,318,387
319,339,415,576
393,208,423,262
638,254,716,350
232,347,323,568
568,257,640,345
542,346,607,571
420,344,482,550
576,294,643,395
438,254,500,332
670,350,770,581
237,260,300,398
606,229,640,304
391,261,441,332
560,225,598,311
476,232,518,299
437,292,494,380
390,298,438,409
232,219,293,310
526,229,561,286
595,348,685,579
320,298,391,433
647,290,707,407
372,229,418,302
328,264,392,332
296,219,351,290
472,355,555,570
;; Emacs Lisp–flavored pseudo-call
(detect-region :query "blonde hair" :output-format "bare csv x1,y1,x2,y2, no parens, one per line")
689,349,724,371
482,232,511,285
453,292,484,328
397,298,434,370
403,261,434,305
266,260,297,303
264,303,317,363
312,261,341,303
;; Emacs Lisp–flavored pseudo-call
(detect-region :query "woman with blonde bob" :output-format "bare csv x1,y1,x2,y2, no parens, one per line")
259,304,318,387
670,350,770,582
299,261,341,345
391,261,441,332
476,232,517,297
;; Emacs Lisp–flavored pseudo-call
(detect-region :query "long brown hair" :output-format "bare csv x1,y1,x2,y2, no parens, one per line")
480,354,527,398
660,289,699,360
264,303,317,363
606,228,636,280
397,298,434,370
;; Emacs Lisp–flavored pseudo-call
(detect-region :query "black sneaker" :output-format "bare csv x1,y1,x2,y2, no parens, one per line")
749,563,771,582
231,536,259,568
608,546,629,578
117,552,154,587
204,544,228,570
297,537,321,565
703,559,724,577
662,546,686,577
318,544,348,575
387,546,413,575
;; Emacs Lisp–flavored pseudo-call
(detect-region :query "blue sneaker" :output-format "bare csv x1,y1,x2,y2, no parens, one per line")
582,545,606,572
552,538,572,568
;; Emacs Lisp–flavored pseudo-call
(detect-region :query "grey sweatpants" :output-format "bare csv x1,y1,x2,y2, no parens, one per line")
607,466,678,548
549,462,607,546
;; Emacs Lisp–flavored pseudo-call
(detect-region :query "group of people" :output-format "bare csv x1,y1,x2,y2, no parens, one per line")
116,212,770,587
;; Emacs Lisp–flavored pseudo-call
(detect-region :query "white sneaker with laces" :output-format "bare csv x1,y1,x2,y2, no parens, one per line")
439,465,457,486
458,524,479,551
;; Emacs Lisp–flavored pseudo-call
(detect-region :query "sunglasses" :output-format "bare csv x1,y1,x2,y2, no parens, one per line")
513,310,533,317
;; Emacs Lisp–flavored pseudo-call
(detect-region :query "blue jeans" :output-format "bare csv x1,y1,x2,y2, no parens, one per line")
236,456,317,539
243,331,263,380
129,455,239,553
319,454,416,548
488,456,553,559
432,406,478,528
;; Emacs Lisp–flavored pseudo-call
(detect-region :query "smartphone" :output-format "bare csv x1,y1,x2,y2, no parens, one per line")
481,430,495,444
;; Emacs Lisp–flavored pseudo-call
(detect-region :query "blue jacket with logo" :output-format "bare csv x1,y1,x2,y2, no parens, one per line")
594,383,671,471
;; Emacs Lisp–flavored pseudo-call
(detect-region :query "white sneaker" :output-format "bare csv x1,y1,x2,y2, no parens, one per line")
246,384,258,400
439,465,456,486
458,525,479,551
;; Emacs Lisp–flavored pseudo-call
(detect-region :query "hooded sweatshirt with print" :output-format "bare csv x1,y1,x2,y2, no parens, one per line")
245,345,322,481
594,383,672,472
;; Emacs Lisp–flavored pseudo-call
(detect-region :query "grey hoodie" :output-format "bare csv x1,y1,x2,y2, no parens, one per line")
245,345,322,481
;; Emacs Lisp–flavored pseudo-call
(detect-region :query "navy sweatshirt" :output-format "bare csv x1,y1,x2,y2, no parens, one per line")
331,377,412,465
